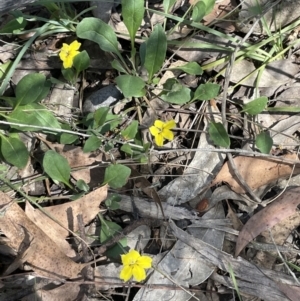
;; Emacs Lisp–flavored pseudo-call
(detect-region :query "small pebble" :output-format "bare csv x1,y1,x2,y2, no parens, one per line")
83,85,123,113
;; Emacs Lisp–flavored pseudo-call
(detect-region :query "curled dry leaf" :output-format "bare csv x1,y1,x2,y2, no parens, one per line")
25,186,107,257
0,192,83,279
212,153,300,193
235,187,300,257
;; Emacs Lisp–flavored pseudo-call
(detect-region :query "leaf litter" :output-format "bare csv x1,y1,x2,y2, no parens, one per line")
2,0,300,300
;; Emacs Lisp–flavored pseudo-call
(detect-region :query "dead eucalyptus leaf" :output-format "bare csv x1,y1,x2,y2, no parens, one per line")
0,192,83,279
212,153,300,193
235,187,300,257
25,186,107,256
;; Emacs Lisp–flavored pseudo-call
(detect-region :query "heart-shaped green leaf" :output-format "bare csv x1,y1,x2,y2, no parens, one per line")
242,96,268,115
43,150,71,188
208,122,230,148
255,132,273,154
83,135,102,153
73,50,90,73
160,78,191,104
193,83,220,101
103,164,131,189
121,120,138,140
115,75,145,97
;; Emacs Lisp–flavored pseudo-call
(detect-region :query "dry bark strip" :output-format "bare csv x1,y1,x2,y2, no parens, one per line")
235,187,300,257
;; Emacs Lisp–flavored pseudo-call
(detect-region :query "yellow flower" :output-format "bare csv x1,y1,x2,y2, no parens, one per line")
120,249,152,282
149,119,176,146
59,40,81,69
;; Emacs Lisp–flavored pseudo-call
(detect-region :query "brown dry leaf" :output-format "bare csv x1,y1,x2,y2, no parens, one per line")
0,192,83,279
203,0,235,27
54,144,105,186
253,209,300,270
235,187,300,257
275,282,300,301
212,153,300,193
25,186,107,256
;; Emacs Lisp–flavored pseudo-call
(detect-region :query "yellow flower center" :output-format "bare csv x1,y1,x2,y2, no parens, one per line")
129,259,137,266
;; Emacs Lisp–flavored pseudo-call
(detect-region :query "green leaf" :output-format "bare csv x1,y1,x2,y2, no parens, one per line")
202,0,217,14
170,62,203,75
15,73,51,107
242,96,268,115
8,103,61,131
193,83,220,101
115,75,145,97
0,135,29,169
61,67,76,83
121,120,138,140
0,61,12,81
121,0,144,45
76,179,90,192
100,218,123,243
192,1,206,22
73,50,90,73
163,0,177,13
208,122,230,148
105,194,121,210
0,17,27,33
43,150,71,188
76,17,121,57
160,78,191,104
99,216,127,259
83,135,102,153
121,144,133,155
111,59,128,74
59,124,78,144
256,132,273,154
143,24,167,80
103,164,131,189
94,107,110,127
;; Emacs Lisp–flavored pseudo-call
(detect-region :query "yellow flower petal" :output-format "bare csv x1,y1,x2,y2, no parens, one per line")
137,256,152,269
63,56,74,69
155,133,164,146
59,50,67,60
154,120,164,130
61,43,70,51
59,40,81,69
149,125,160,137
128,249,140,260
132,265,146,282
163,119,176,130
162,129,174,141
69,40,81,51
121,254,130,266
120,265,133,282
